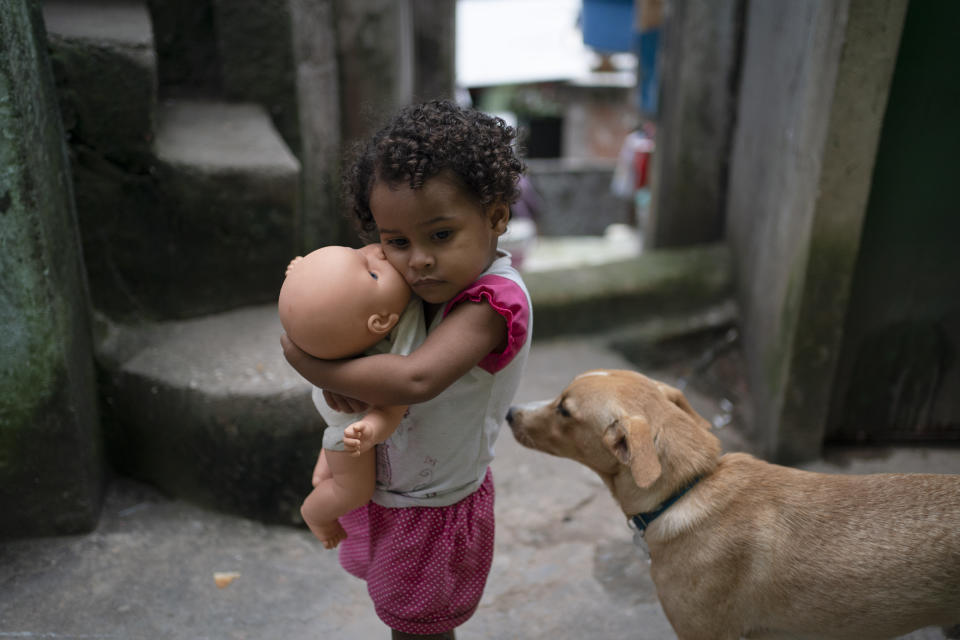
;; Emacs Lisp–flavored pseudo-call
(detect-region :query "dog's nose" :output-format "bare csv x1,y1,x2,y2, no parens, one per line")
506,407,516,425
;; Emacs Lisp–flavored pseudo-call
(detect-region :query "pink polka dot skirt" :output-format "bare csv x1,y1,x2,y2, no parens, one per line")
339,469,495,635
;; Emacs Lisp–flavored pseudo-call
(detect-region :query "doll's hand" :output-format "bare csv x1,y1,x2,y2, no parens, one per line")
322,389,369,414
343,420,375,456
285,256,303,277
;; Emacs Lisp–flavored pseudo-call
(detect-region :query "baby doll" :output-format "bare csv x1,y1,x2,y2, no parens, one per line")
278,243,424,548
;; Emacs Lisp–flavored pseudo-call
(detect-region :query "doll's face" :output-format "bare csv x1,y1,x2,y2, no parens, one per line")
278,244,411,359
349,243,411,309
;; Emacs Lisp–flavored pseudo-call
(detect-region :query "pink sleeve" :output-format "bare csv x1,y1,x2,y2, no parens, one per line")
443,275,531,373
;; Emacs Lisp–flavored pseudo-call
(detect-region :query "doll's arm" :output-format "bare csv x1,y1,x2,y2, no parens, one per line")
281,300,506,406
342,404,408,455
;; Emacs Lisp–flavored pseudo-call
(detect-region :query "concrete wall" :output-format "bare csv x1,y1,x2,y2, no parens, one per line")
726,0,906,461
827,0,960,443
335,0,414,145
214,0,300,154
646,0,743,248
526,159,631,236
411,0,455,103
290,0,344,250
0,0,103,536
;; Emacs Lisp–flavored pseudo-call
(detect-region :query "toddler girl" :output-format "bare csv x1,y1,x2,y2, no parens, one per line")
281,99,532,640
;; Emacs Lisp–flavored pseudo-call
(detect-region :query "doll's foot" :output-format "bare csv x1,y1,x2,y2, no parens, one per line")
312,519,348,549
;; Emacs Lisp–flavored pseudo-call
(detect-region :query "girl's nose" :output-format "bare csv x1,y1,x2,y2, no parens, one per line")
410,248,434,270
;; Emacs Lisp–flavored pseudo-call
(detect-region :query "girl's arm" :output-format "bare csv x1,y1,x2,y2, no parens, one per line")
281,300,507,406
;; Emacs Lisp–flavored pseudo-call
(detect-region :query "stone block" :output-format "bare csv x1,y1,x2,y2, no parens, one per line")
0,0,103,537
525,243,734,338
42,0,157,167
145,0,221,94
96,306,322,523
213,0,300,154
78,99,300,320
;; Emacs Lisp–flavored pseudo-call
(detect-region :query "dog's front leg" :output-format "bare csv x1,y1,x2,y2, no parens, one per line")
659,594,743,640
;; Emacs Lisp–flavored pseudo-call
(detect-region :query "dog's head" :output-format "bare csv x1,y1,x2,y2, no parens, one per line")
507,369,720,513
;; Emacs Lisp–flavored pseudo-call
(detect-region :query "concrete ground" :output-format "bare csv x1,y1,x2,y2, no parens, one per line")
2,332,958,639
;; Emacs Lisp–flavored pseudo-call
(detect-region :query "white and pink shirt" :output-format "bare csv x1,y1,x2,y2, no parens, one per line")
373,251,532,508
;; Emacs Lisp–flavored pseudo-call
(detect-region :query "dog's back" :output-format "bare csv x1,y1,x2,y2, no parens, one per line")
653,453,960,639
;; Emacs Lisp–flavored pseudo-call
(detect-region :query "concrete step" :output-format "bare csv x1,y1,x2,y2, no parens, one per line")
42,0,157,165
96,304,318,524
95,244,734,521
525,243,734,338
78,98,300,321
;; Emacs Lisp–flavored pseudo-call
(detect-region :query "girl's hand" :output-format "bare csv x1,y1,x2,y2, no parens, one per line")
323,390,369,414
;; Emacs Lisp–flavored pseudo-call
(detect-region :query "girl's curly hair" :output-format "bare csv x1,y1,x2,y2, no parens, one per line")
344,100,525,238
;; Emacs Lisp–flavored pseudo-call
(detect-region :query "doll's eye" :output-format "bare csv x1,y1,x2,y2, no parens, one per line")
369,272,378,280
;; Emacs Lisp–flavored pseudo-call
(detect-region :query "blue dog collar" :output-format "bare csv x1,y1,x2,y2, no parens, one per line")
630,477,702,534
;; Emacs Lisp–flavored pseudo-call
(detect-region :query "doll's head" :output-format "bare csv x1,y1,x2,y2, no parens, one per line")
278,244,411,359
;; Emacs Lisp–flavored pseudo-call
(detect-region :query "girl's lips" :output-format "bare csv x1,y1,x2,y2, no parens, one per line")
412,278,444,288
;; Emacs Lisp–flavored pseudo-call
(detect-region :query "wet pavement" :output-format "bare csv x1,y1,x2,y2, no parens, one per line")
2,332,958,639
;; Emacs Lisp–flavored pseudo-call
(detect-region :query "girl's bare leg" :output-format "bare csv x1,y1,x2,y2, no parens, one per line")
301,448,375,549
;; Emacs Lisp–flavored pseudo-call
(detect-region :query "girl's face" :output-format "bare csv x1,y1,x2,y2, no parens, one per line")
370,173,509,306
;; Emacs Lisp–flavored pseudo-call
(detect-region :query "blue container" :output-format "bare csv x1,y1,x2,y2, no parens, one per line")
581,0,635,53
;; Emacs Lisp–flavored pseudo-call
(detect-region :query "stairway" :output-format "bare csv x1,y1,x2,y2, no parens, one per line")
43,0,317,523
40,0,736,526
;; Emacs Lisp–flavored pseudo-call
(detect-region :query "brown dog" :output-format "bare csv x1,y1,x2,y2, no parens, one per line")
506,369,960,640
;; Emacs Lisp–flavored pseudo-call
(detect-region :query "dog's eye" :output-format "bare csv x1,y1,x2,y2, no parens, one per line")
556,400,571,418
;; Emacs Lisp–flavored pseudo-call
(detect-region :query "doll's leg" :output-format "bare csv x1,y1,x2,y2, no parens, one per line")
312,448,333,487
343,405,408,455
301,448,375,549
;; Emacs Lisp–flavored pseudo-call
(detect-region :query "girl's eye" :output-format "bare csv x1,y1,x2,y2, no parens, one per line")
369,272,378,280
432,229,452,241
386,238,409,249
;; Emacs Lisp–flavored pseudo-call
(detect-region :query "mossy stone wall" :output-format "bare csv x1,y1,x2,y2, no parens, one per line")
0,0,102,537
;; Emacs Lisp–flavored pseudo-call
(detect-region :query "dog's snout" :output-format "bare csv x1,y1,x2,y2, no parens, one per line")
506,407,517,425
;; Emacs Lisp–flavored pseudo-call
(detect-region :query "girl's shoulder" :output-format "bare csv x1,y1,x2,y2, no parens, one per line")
442,253,531,373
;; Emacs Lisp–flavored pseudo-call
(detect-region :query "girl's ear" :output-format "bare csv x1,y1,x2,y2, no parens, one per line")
488,202,510,236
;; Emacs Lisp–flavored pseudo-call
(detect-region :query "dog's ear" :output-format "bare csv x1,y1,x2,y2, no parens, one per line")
603,416,661,488
655,382,712,431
